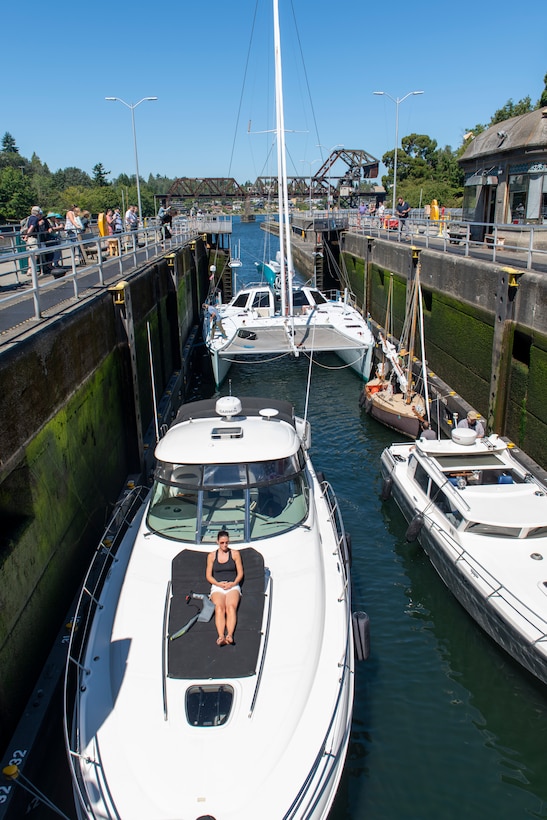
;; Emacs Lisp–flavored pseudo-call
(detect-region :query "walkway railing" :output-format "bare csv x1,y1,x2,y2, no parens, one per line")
289,208,547,272
345,210,547,271
0,219,199,321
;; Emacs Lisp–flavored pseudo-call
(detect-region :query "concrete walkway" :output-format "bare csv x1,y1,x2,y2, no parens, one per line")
0,224,200,344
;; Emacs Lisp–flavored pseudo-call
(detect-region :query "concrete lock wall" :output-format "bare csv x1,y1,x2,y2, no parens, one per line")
0,245,204,744
341,233,547,468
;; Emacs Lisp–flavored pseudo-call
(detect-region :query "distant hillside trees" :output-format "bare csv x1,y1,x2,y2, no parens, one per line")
380,134,464,209
2,73,547,220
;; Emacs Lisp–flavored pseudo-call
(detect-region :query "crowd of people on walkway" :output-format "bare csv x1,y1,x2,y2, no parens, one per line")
358,197,411,237
21,205,92,277
19,203,139,277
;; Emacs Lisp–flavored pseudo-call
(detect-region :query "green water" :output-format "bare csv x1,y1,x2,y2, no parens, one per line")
17,218,547,819
210,351,547,820
199,217,547,819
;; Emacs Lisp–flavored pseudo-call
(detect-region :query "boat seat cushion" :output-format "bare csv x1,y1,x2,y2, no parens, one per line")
168,547,265,679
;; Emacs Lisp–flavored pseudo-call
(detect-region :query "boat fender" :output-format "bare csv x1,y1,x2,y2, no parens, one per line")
342,533,352,568
405,512,424,542
358,389,367,409
380,475,393,501
352,611,370,661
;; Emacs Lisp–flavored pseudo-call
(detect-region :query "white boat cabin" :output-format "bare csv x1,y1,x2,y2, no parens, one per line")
225,284,332,318
403,432,547,538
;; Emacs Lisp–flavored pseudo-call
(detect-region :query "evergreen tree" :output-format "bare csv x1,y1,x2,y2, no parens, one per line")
490,97,533,125
539,72,547,108
92,163,110,186
1,132,19,153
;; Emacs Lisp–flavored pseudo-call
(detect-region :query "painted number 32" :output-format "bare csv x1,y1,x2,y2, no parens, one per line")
0,749,27,803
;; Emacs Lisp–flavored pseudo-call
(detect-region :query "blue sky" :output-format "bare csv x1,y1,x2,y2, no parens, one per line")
2,1,545,186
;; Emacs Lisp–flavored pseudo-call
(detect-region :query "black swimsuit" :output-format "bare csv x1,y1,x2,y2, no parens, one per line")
213,549,237,583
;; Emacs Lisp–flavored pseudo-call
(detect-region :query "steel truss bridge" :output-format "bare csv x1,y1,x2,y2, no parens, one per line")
166,148,379,207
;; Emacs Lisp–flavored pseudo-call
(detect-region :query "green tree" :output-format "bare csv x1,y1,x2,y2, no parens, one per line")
0,167,34,221
92,163,110,187
490,96,533,124
539,72,547,107
51,167,92,190
0,151,30,172
147,173,176,194
381,133,463,208
462,94,535,143
1,132,19,153
113,173,132,187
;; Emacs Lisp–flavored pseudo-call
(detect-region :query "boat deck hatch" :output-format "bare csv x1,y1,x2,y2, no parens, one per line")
186,684,234,727
211,426,243,439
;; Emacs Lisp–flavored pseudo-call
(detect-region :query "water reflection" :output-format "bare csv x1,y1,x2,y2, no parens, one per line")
189,221,547,820
382,502,547,818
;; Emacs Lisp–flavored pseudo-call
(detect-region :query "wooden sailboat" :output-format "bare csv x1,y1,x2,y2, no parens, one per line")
361,264,430,439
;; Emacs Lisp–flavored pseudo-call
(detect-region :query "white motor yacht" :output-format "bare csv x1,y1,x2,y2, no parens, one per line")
64,395,356,819
381,427,547,684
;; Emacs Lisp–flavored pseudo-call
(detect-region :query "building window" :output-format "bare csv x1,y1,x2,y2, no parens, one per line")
508,174,527,222
509,171,547,223
462,185,479,222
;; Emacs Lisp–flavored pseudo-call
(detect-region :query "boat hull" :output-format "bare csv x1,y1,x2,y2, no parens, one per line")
204,283,375,388
364,388,423,439
65,397,355,819
380,446,547,685
335,344,373,383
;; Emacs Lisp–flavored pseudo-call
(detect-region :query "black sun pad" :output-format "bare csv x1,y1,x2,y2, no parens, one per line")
168,547,266,679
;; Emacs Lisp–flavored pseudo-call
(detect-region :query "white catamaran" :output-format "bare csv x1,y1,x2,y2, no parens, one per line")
203,1,374,389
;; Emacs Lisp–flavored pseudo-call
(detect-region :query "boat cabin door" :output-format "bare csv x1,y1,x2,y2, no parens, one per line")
251,289,275,317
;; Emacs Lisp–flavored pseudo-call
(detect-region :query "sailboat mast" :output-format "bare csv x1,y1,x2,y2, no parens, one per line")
404,277,419,404
273,0,293,317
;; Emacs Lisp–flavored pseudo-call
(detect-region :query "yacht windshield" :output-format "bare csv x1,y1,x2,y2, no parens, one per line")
147,454,309,543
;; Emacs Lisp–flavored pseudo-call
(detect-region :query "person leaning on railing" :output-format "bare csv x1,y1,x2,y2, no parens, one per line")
23,206,50,275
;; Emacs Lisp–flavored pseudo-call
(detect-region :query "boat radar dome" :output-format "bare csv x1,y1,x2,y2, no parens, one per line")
215,396,242,420
451,428,477,446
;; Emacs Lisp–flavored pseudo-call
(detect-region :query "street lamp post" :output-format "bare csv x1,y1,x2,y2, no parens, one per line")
105,96,157,225
373,91,423,214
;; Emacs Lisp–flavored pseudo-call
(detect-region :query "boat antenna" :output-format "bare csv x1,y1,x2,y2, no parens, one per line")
304,347,313,425
147,321,160,443
303,320,318,424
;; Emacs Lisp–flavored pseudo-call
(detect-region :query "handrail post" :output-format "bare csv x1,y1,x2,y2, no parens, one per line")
28,253,42,319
